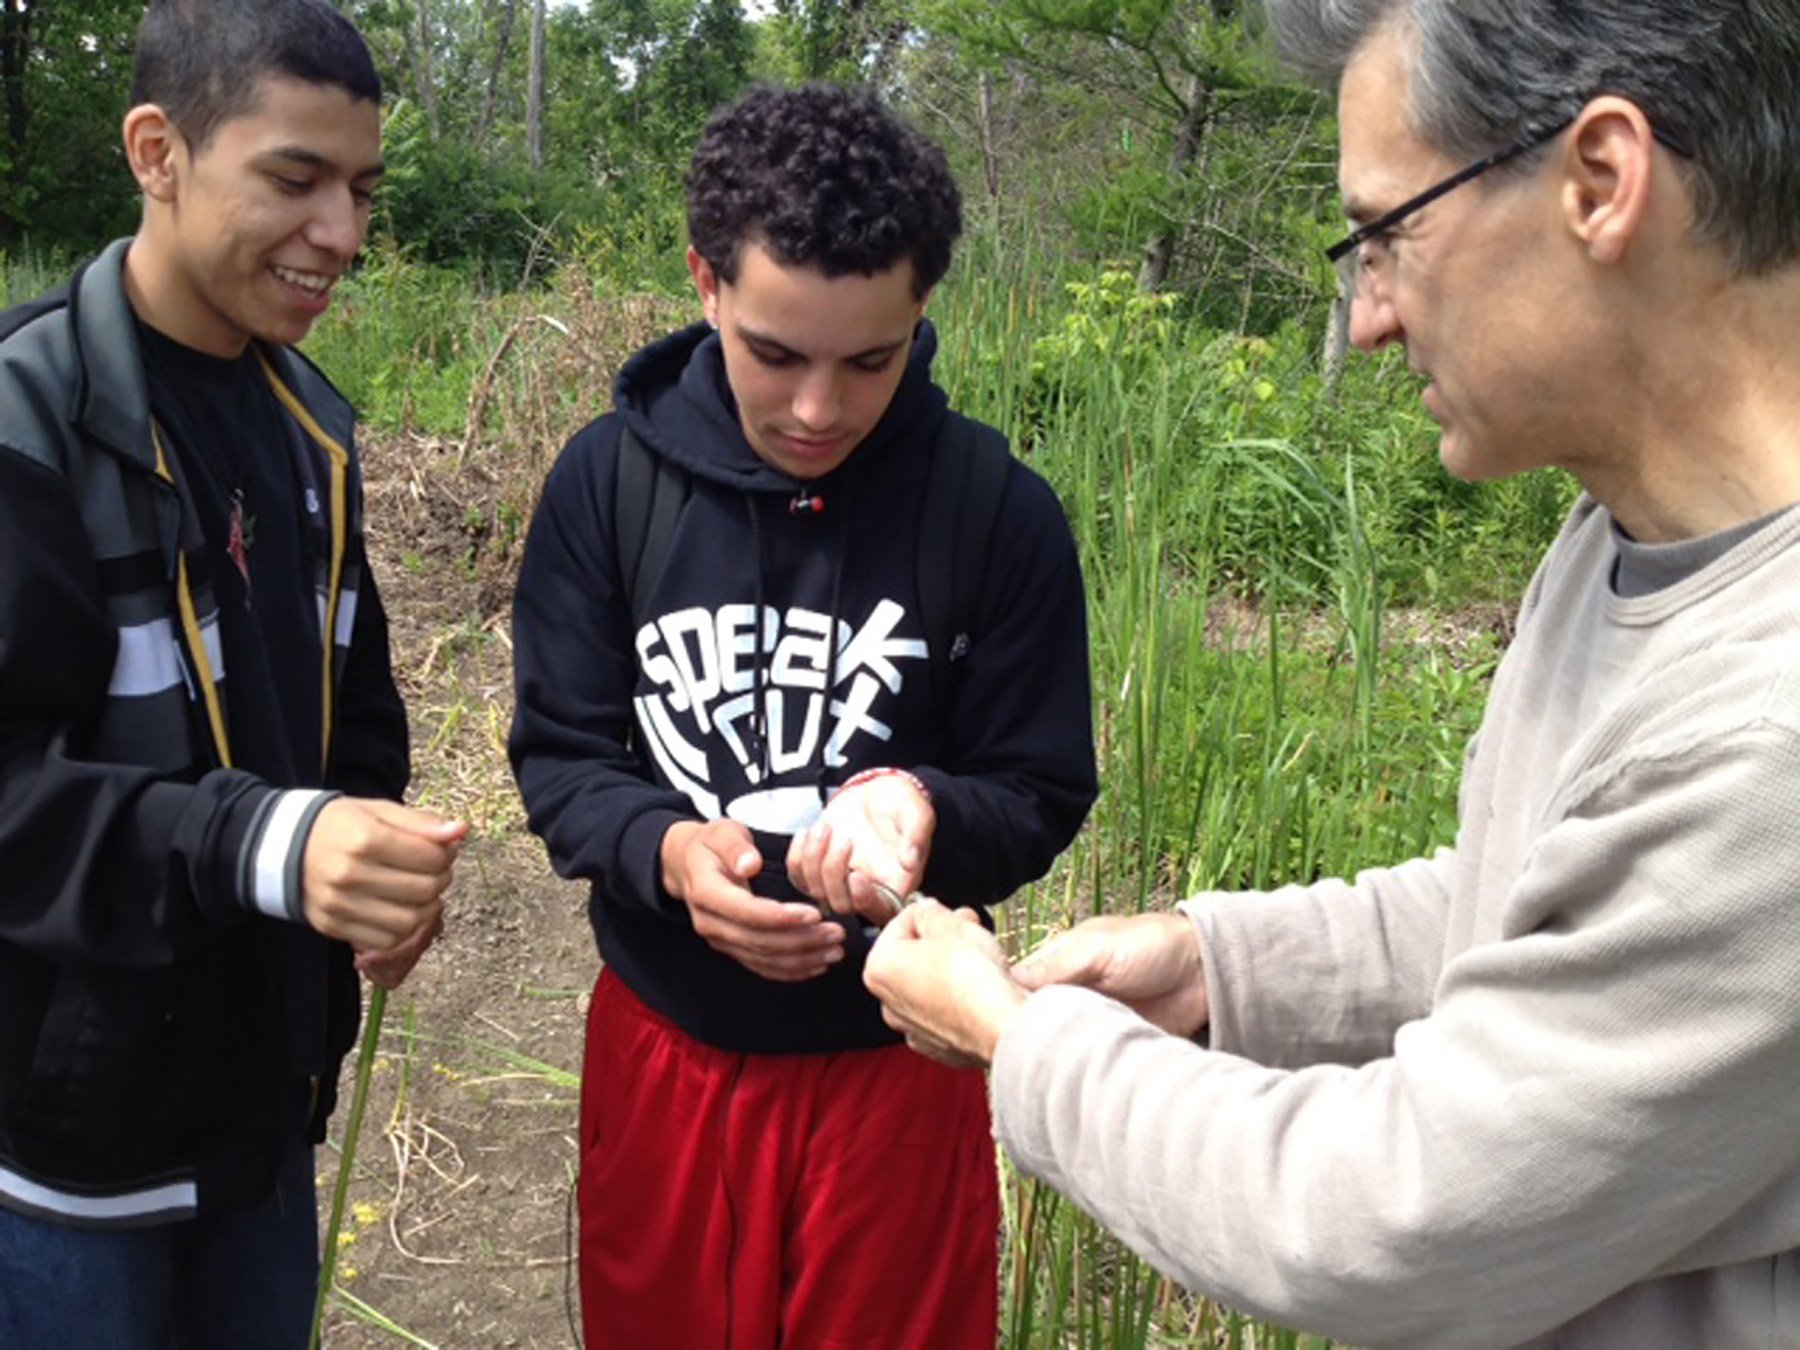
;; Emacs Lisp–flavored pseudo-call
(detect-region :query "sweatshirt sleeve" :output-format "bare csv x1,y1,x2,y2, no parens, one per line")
508,421,698,916
913,464,1098,907
0,443,331,963
1187,847,1459,1068
990,715,1800,1348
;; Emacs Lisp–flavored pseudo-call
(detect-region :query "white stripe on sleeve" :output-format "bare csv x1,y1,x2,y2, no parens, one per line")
107,619,185,697
250,789,332,921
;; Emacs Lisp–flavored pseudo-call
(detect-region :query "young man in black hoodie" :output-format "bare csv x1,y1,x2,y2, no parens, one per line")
510,84,1097,1347
0,2,462,1344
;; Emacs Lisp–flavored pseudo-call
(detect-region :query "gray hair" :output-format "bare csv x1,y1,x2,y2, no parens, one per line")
1260,0,1800,275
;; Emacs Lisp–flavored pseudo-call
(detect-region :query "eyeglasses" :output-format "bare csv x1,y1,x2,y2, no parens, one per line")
1325,117,1574,292
1325,115,1693,294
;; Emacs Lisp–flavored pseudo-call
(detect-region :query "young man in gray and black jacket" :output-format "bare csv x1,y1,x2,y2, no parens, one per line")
0,2,462,1343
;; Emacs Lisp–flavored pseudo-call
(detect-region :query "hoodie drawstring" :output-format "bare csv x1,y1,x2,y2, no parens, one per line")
815,482,852,808
745,494,772,782
743,476,854,807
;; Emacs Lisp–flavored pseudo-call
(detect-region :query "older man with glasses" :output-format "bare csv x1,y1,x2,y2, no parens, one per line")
864,2,1800,1347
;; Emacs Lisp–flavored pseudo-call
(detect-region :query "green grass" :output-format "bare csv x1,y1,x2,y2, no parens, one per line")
301,242,508,436
0,246,77,310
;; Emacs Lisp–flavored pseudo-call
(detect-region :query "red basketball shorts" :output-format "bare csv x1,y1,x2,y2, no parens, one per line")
577,968,1001,1349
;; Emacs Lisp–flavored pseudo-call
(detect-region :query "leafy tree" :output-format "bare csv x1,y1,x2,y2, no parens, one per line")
634,0,754,158
349,0,516,145
918,0,1335,330
758,0,911,84
2,0,140,249
346,0,755,276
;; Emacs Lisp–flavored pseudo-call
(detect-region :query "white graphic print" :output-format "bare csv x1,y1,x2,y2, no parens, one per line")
633,598,926,827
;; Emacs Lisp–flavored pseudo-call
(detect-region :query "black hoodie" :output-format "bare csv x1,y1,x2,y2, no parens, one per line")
510,321,1096,1053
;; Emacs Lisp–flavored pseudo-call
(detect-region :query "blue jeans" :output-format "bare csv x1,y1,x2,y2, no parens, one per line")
0,1142,318,1349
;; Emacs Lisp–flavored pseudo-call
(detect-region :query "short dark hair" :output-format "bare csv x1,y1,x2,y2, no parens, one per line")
686,83,963,299
130,0,381,153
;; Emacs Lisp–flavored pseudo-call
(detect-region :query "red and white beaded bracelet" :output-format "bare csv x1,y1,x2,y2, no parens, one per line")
839,765,932,802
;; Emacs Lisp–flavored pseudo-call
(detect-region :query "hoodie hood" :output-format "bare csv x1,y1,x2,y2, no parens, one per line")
612,319,950,494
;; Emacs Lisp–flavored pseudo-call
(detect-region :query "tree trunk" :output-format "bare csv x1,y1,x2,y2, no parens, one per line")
1138,68,1207,292
526,0,545,172
1322,284,1352,392
0,0,30,236
976,70,1001,204
2,0,31,163
865,15,909,86
409,0,441,138
478,0,519,148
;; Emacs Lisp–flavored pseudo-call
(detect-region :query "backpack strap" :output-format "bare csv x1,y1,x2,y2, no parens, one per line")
614,421,691,623
917,410,1012,699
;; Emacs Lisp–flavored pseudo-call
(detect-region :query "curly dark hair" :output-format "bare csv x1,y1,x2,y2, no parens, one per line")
686,83,963,299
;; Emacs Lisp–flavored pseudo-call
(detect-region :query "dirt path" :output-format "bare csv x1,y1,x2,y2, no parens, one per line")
319,435,596,1349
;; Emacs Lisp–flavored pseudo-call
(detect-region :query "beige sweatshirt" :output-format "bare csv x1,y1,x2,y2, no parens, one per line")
992,496,1800,1348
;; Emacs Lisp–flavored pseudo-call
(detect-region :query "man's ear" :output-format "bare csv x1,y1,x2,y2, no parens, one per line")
1560,97,1658,266
123,103,183,203
686,246,721,327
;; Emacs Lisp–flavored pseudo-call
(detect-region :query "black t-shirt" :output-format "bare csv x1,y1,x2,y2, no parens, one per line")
137,321,339,1102
136,320,322,787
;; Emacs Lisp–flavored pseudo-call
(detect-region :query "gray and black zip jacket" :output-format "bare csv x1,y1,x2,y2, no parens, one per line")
510,322,1098,1054
0,240,410,1226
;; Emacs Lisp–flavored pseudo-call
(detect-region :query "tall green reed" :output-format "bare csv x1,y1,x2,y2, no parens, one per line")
929,236,1509,1346
0,247,75,310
